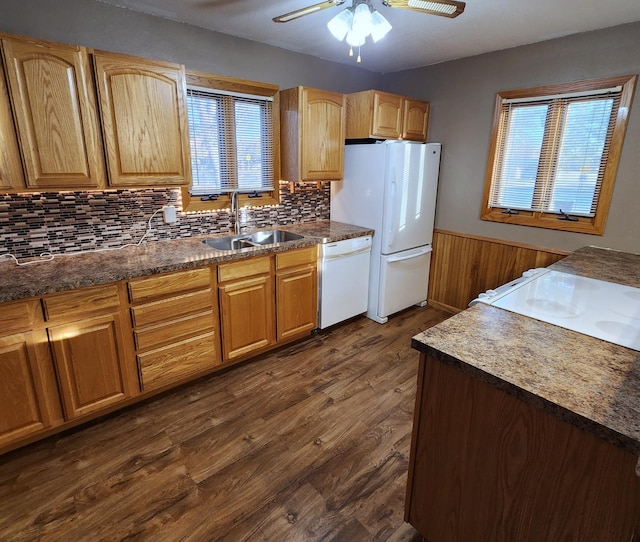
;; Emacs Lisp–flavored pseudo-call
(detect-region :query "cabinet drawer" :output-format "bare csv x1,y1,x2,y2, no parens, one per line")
128,267,212,302
276,246,317,270
43,284,120,321
137,331,218,391
218,256,271,283
0,299,41,333
134,310,215,351
130,289,213,327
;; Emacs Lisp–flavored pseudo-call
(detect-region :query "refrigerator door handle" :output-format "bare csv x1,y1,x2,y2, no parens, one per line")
386,246,432,263
387,175,397,248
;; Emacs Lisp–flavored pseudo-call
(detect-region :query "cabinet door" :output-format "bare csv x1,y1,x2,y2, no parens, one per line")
93,52,191,187
219,275,275,361
1,37,105,189
0,58,24,191
48,313,135,419
0,331,59,448
402,99,429,141
301,87,345,180
276,266,318,341
371,92,403,139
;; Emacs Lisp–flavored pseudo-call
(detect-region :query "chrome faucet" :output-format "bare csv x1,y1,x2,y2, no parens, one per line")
230,191,241,234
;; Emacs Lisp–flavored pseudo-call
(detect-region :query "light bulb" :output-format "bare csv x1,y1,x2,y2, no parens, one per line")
352,2,373,38
370,11,392,42
327,8,353,41
346,28,366,47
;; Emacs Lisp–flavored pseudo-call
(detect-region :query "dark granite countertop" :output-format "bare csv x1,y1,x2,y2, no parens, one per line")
0,220,373,303
413,245,640,455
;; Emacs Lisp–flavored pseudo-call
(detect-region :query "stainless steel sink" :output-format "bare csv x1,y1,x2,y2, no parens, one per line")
202,229,304,251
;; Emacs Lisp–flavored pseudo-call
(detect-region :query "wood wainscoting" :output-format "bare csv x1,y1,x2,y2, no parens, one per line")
428,229,569,313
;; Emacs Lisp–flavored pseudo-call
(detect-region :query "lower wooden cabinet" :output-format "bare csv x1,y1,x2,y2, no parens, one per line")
128,267,220,391
276,246,318,341
0,245,319,454
218,256,275,361
0,330,61,448
218,248,318,361
44,284,138,420
0,299,63,449
48,313,134,419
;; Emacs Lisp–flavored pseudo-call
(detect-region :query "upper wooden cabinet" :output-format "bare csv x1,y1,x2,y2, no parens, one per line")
1,36,106,189
346,90,429,142
0,59,24,191
280,86,345,182
93,52,192,187
402,99,430,141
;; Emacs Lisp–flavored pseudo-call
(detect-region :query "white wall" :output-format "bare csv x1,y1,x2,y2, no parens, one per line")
383,22,640,253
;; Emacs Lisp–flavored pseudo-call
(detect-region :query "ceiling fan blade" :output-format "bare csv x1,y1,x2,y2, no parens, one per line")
273,0,344,23
384,0,465,18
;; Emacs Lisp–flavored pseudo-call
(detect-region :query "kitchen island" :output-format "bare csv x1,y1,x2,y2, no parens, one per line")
406,246,640,541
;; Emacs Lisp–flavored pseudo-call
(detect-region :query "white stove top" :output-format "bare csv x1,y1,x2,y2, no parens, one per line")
472,269,640,351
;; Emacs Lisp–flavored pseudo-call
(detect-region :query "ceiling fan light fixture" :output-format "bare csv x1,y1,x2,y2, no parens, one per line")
327,8,353,41
370,10,392,42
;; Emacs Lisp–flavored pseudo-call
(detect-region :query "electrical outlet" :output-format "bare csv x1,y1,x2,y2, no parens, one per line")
162,205,177,224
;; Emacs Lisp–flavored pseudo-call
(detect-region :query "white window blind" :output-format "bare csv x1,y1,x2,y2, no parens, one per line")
489,88,621,218
187,88,274,196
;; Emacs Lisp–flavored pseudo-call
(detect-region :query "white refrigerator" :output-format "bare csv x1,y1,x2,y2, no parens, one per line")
331,141,441,324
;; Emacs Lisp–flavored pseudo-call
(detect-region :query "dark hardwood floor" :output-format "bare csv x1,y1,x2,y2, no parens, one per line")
0,306,450,541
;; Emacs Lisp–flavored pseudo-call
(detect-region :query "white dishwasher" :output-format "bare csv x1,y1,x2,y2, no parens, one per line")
318,235,372,329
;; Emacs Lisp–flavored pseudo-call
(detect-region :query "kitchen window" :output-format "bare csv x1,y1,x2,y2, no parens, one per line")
181,70,280,212
481,75,636,234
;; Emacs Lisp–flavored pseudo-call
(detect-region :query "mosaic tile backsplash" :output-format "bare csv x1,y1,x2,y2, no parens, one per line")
0,183,330,260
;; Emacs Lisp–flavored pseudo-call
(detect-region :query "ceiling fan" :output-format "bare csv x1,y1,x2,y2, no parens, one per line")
273,0,466,24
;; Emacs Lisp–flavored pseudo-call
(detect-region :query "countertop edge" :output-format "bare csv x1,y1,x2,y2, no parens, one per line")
0,220,374,303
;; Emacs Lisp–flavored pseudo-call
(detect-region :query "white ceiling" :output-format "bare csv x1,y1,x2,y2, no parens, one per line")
96,0,640,73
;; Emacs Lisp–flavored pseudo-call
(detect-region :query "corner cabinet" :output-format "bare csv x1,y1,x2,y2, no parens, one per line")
346,89,429,142
280,86,345,182
0,36,106,189
93,52,192,187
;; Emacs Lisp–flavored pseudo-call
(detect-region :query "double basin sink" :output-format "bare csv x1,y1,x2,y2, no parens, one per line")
203,229,304,251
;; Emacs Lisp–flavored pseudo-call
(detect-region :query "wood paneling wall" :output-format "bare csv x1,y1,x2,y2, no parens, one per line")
428,230,569,313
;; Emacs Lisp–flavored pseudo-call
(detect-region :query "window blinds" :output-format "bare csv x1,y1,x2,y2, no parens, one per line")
186,88,274,196
489,88,621,217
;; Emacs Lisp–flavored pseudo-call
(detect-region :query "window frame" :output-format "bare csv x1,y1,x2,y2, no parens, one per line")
181,69,280,212
481,75,636,234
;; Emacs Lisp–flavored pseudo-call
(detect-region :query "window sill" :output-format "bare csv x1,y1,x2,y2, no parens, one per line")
481,207,605,235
